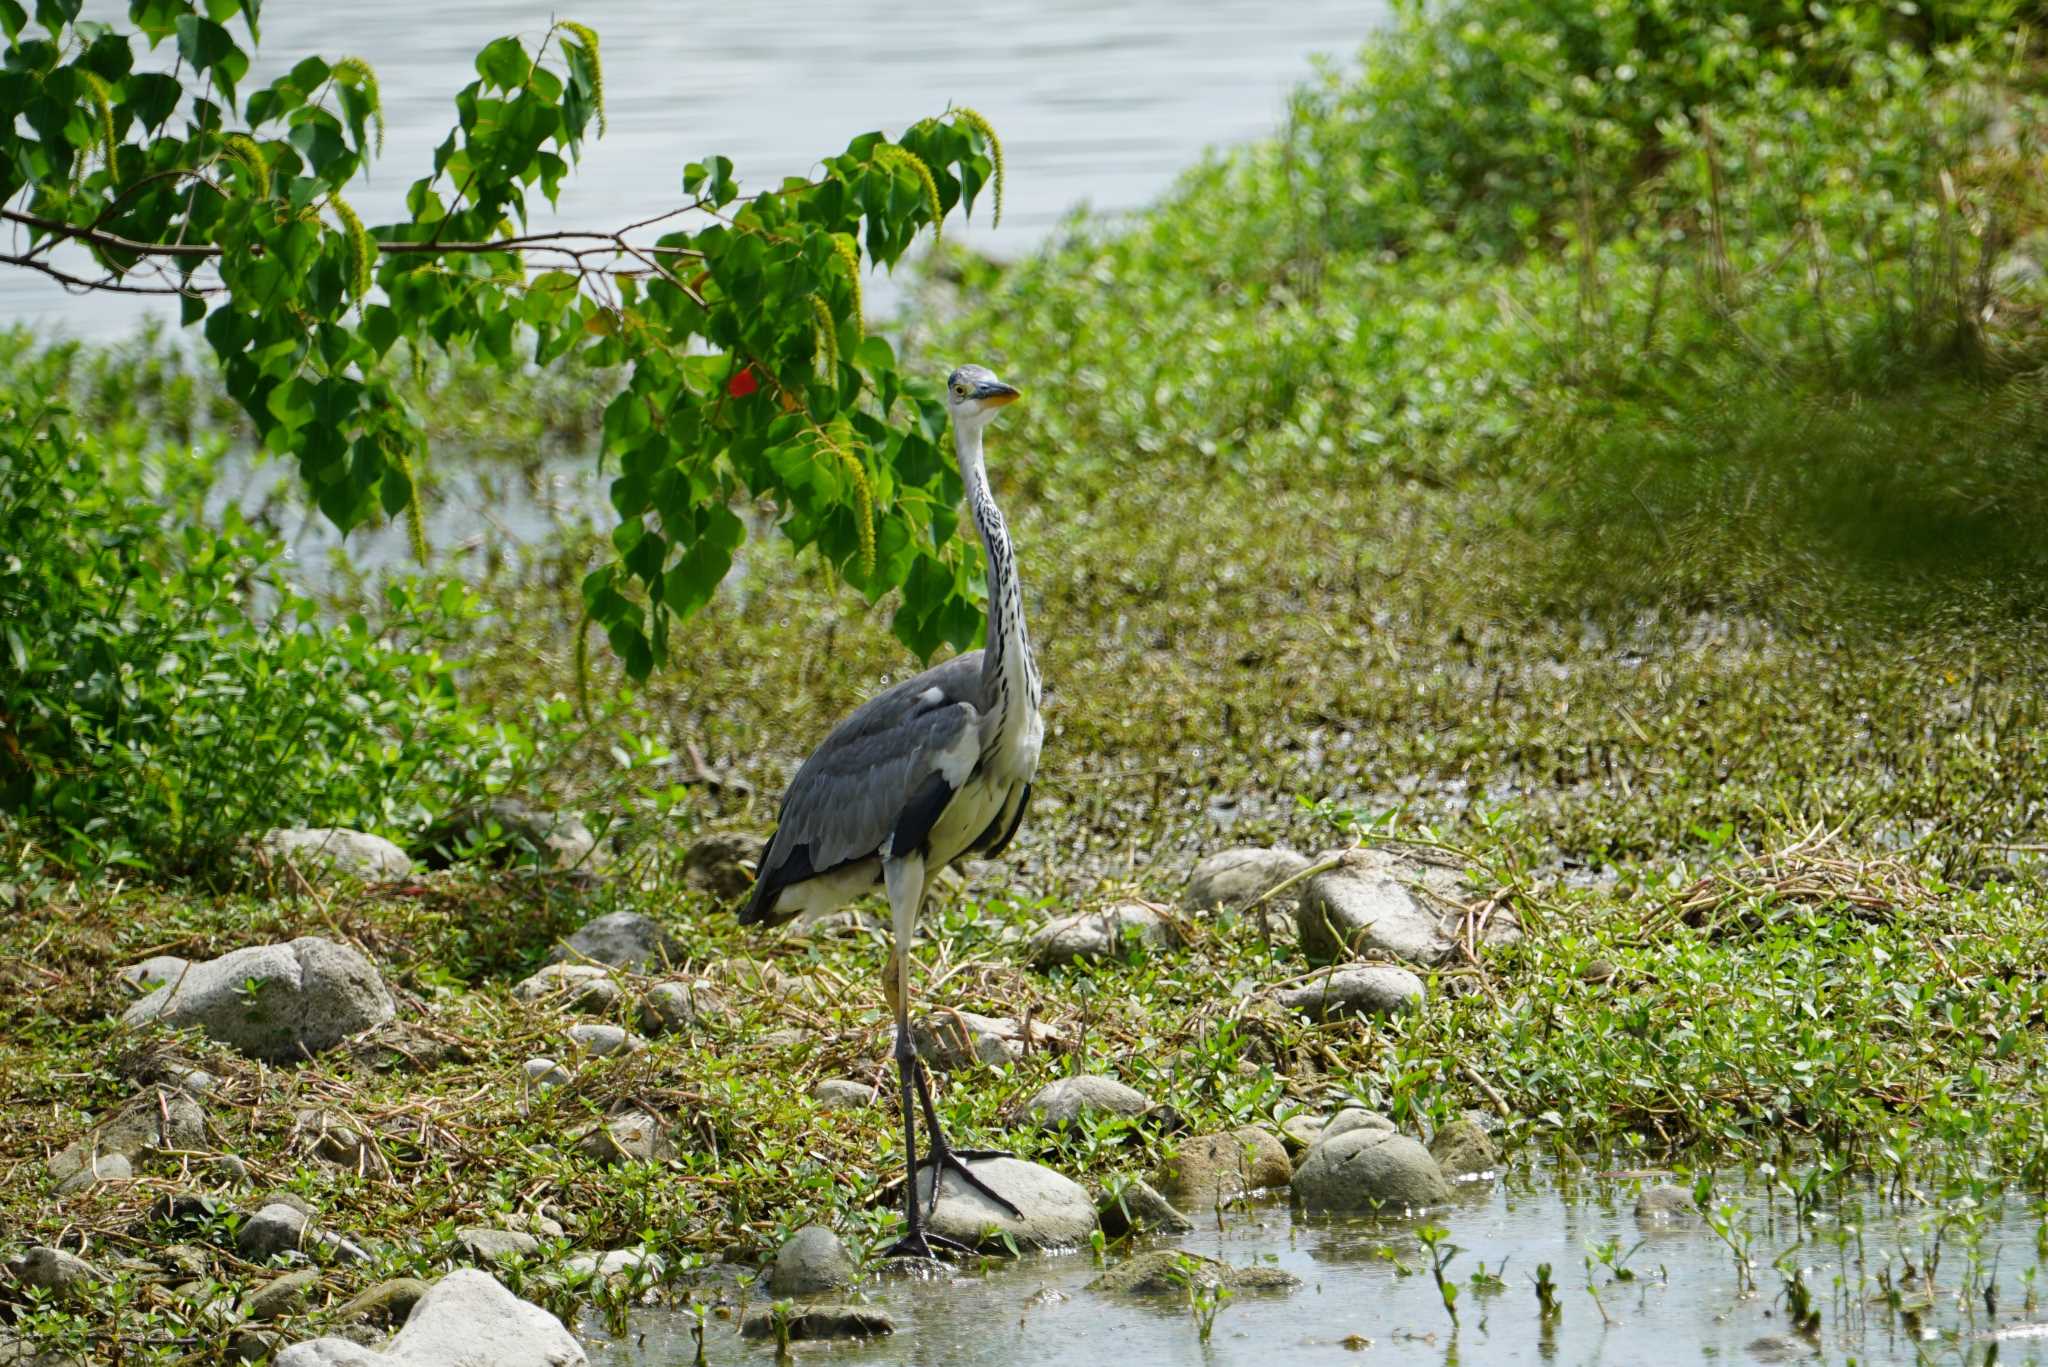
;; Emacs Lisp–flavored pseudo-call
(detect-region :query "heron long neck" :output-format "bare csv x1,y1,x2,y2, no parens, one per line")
956,421,1039,725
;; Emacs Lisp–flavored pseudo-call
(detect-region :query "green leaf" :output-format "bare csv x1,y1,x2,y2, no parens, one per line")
0,0,28,40
475,36,528,90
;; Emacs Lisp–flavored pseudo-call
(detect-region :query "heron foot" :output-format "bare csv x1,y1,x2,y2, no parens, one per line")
919,1144,1025,1222
879,1227,981,1262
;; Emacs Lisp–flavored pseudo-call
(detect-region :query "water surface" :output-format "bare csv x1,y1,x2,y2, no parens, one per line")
8,1,1383,339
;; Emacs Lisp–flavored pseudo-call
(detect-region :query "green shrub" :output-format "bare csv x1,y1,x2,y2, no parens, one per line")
0,391,520,876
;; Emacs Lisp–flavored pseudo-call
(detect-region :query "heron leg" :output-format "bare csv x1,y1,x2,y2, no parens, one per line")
876,854,978,1261
909,1057,1023,1220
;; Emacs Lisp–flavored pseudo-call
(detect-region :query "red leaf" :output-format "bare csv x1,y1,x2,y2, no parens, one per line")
727,365,759,398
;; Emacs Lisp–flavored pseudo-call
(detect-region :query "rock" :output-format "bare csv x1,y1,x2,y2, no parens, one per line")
49,1086,207,1185
1015,1075,1156,1128
1297,847,1516,966
294,1108,369,1167
329,1278,429,1330
119,955,192,992
170,1067,218,1095
1292,1128,1451,1212
1279,1114,1326,1152
260,828,412,882
683,832,763,900
1155,1127,1292,1205
563,1249,663,1280
6,1247,106,1299
1186,848,1311,934
1027,904,1179,969
1635,1184,1699,1224
512,964,621,1013
229,1328,283,1363
212,1154,250,1184
523,1058,570,1089
909,1011,1062,1071
1087,1249,1301,1296
246,1269,322,1320
638,980,728,1035
545,911,683,972
1274,965,1426,1021
768,1226,856,1295
148,1192,225,1231
810,1079,874,1109
1321,1109,1396,1144
345,1022,469,1073
237,1202,311,1258
275,1269,586,1366
1096,1179,1193,1238
456,1228,540,1265
158,1245,212,1279
563,1023,643,1057
740,1306,891,1342
1428,1119,1499,1180
913,1156,1097,1252
574,1109,671,1165
53,1151,132,1194
418,798,595,871
121,937,396,1061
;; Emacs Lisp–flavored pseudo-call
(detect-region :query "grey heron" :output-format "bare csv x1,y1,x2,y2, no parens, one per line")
738,364,1042,1259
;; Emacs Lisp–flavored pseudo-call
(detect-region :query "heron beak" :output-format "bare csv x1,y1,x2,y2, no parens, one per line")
979,383,1021,407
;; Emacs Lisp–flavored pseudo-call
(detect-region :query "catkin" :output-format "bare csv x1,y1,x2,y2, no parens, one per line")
222,134,271,199
873,144,942,242
328,193,375,300
559,22,606,136
817,429,875,578
388,437,430,565
952,107,1004,227
807,293,839,374
80,72,118,185
829,232,864,336
331,58,385,153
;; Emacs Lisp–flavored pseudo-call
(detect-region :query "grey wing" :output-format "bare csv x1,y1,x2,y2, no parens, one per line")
740,653,983,923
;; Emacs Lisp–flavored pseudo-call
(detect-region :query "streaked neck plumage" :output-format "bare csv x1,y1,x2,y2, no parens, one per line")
955,418,1041,742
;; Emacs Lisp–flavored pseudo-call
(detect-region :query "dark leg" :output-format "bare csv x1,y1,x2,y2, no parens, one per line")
910,1058,1023,1220
879,1028,981,1260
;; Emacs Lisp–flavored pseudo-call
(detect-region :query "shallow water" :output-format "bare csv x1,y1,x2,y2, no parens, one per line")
583,1167,2048,1366
9,1,1382,340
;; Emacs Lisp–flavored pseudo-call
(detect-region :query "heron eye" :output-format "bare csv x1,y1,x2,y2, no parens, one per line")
953,383,968,398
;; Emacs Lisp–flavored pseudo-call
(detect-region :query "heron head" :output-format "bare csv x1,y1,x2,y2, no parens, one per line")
944,364,1020,427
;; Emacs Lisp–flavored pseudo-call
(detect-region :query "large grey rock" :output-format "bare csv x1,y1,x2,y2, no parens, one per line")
768,1225,856,1295
511,965,620,1012
1292,1128,1452,1212
1096,1180,1193,1238
575,1109,671,1165
523,1058,570,1089
1155,1127,1293,1205
6,1247,106,1299
544,912,684,972
1274,965,1426,1021
1428,1118,1499,1180
810,1079,874,1109
912,1156,1096,1252
637,980,729,1035
418,799,595,871
1186,848,1311,915
1635,1184,1699,1224
1087,1249,1301,1296
563,1023,643,1057
1298,848,1515,966
1027,904,1178,969
53,1151,132,1194
119,956,192,992
260,828,411,882
245,1269,322,1320
238,1203,311,1258
456,1228,540,1265
1321,1109,1397,1145
683,832,763,900
1016,1075,1156,1127
121,937,395,1061
49,1086,207,1185
274,1269,585,1366
909,1012,1062,1071
740,1307,891,1342
562,1249,663,1280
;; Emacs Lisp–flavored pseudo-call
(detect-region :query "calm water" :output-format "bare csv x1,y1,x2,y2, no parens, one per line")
583,1170,2048,1367
7,1,1382,339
